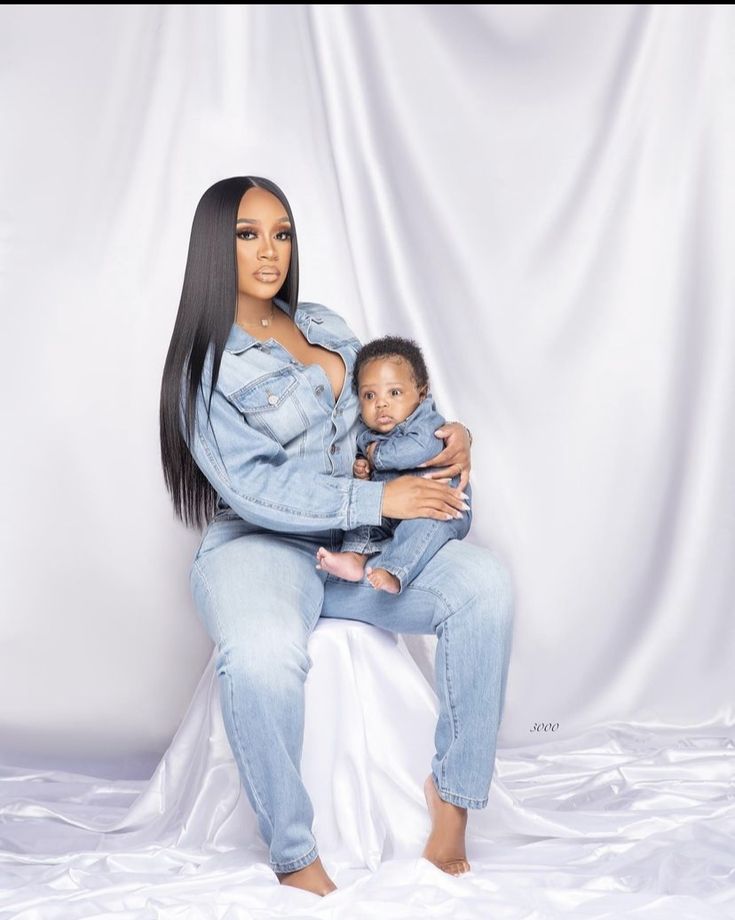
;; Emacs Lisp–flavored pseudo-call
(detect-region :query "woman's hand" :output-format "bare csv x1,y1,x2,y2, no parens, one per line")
381,476,470,521
417,421,472,492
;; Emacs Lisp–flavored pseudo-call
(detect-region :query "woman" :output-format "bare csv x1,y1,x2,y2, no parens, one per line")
159,176,514,896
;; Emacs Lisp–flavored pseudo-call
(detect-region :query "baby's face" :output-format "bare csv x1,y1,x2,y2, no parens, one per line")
357,356,425,433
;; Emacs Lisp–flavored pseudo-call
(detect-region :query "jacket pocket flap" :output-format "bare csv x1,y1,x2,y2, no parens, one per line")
229,369,298,413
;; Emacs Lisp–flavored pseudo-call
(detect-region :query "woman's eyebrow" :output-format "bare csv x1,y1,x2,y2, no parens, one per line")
236,217,291,224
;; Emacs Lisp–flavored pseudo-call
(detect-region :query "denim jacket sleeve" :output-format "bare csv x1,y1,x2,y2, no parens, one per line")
369,400,447,471
182,376,386,534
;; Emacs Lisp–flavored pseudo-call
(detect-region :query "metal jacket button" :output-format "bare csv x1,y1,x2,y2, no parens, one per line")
267,394,278,405
316,384,324,395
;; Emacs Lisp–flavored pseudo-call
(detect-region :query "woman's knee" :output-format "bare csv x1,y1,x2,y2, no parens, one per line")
217,635,313,690
452,543,515,624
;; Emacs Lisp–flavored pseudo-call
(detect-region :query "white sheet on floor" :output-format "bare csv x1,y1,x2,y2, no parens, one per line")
1,620,733,919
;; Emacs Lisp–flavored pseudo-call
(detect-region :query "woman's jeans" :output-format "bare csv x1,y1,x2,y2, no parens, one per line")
189,518,514,874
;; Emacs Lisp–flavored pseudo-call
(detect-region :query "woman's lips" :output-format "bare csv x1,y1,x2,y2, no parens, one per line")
253,269,280,282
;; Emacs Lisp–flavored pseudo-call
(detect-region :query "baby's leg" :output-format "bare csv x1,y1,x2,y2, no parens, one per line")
367,476,472,595
315,524,392,583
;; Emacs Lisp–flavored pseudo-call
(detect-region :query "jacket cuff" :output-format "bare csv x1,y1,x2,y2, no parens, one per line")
348,478,386,528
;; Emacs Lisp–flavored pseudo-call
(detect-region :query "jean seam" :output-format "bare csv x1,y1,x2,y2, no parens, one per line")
430,582,483,798
440,615,459,793
191,559,223,638
192,560,273,843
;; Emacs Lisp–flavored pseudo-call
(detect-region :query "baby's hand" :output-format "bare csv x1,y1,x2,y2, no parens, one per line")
353,457,372,480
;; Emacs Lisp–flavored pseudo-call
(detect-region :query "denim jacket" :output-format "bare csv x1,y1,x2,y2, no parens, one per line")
180,297,386,534
355,394,446,479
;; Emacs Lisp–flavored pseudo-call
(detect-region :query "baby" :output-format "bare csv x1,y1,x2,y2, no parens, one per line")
315,335,472,594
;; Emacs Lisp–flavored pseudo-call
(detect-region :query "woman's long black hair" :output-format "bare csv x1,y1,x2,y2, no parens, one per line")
159,176,300,530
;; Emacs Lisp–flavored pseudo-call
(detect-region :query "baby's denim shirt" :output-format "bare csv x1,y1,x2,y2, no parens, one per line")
355,395,446,477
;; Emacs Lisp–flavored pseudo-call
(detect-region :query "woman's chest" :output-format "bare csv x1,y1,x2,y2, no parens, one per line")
275,330,346,403
217,332,360,449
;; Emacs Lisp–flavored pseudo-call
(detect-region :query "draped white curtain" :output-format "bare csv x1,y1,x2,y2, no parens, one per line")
1,5,733,917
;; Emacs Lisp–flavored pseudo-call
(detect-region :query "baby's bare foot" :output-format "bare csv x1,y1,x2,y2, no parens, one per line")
276,855,337,896
365,566,401,593
421,774,471,876
315,546,367,581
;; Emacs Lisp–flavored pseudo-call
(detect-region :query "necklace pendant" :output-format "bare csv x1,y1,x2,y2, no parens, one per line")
261,317,270,326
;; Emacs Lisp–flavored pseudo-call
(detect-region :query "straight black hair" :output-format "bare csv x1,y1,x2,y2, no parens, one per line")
159,176,300,530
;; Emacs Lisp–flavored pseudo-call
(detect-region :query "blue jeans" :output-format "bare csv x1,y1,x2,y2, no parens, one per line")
339,472,472,593
189,518,514,874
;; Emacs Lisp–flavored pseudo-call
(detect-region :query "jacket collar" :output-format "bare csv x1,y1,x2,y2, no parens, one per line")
225,297,323,354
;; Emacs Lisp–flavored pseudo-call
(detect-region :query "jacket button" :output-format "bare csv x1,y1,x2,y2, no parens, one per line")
316,384,324,395
267,394,278,405
330,444,336,453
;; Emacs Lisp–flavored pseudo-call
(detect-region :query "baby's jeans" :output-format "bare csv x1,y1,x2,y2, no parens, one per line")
339,472,472,593
189,516,514,874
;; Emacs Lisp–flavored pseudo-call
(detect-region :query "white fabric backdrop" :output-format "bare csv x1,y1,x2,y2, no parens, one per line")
1,4,733,917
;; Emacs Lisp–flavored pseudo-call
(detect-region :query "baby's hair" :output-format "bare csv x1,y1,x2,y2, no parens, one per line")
352,335,430,396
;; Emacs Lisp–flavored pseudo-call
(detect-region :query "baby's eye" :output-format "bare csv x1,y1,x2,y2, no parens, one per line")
391,389,401,396
363,393,374,400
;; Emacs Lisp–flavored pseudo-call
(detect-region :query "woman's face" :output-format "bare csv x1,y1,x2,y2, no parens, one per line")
236,187,292,302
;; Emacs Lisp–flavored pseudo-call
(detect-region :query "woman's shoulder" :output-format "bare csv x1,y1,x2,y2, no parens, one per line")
296,299,340,323
297,300,362,346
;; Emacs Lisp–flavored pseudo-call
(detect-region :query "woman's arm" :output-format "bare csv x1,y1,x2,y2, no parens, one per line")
417,421,473,492
182,383,386,534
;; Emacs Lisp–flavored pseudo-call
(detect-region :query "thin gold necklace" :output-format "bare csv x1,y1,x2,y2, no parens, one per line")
236,303,276,328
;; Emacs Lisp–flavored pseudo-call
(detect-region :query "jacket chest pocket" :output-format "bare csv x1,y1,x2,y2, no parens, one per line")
228,369,308,452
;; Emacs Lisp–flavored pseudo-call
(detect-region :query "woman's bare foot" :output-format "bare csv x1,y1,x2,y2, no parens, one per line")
275,855,337,896
315,546,367,581
365,566,401,593
421,774,471,876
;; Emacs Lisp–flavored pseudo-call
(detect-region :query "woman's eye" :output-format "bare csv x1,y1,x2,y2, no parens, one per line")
236,229,292,241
